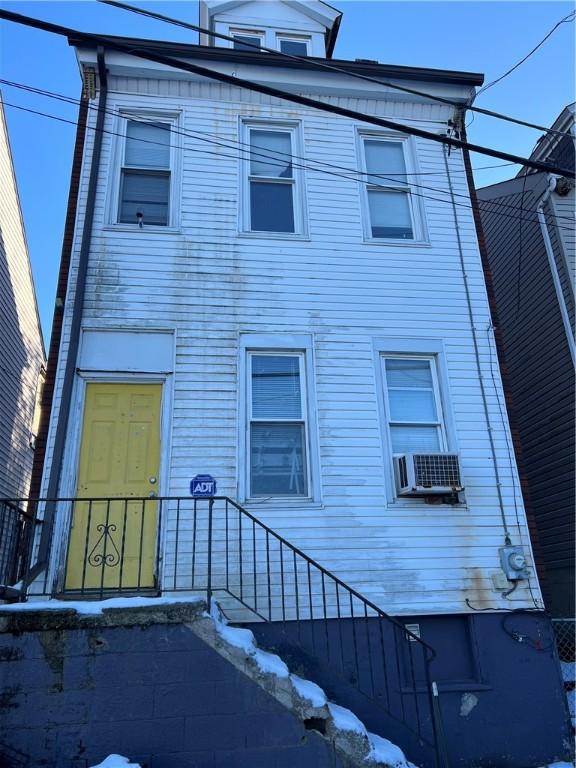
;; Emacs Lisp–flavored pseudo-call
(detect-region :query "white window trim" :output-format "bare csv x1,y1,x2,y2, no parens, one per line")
238,334,321,505
372,338,459,504
107,109,182,232
239,120,308,238
229,28,265,50
276,34,311,55
225,25,312,54
356,130,428,245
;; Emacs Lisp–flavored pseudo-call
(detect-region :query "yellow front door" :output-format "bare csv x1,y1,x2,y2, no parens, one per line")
64,383,162,593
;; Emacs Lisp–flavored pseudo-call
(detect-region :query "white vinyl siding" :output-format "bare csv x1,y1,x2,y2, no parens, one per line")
0,100,45,498
43,80,539,615
248,352,308,497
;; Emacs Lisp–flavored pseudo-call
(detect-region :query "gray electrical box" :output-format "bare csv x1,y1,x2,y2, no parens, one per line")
499,545,529,581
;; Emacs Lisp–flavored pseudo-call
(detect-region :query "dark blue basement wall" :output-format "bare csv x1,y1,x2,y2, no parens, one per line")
248,612,573,768
0,620,348,768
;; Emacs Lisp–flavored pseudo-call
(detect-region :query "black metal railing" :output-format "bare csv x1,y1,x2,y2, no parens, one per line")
0,495,448,766
0,501,33,587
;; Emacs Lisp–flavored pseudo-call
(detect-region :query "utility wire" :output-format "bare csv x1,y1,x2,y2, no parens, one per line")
0,79,535,221
4,77,572,227
100,0,575,142
477,9,576,97
0,73,519,177
0,7,574,179
4,96,574,234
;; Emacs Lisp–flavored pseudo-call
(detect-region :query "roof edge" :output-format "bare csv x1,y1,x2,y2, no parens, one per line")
68,33,484,86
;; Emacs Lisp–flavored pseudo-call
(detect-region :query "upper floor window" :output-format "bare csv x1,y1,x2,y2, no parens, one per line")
118,119,172,227
277,36,310,56
242,123,305,235
232,29,264,51
359,136,425,242
382,357,446,454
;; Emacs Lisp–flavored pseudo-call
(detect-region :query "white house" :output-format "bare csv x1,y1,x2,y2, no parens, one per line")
14,3,571,766
0,93,45,585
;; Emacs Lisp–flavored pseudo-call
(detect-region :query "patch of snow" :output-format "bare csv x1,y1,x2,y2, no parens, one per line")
567,688,575,716
208,599,288,677
291,674,327,707
367,733,413,767
0,596,203,615
90,755,141,768
545,763,575,768
560,661,575,683
328,702,367,736
253,647,290,677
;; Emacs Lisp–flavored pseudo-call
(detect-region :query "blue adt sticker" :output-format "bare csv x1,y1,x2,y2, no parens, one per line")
190,474,217,497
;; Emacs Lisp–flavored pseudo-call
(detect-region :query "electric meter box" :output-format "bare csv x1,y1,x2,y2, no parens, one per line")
499,545,529,581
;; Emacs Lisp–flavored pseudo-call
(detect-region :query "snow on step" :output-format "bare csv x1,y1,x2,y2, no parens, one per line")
90,756,141,768
208,599,417,768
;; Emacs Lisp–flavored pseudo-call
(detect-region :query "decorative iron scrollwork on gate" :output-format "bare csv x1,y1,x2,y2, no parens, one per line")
88,523,121,567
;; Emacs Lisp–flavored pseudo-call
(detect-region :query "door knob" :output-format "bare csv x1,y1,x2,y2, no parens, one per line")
149,476,157,484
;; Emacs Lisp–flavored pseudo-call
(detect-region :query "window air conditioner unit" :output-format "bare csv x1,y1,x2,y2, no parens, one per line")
393,453,464,496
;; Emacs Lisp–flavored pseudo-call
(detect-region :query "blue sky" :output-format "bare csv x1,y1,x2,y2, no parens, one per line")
0,0,574,343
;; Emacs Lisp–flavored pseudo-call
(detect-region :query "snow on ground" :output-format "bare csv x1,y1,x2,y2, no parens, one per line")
367,733,416,768
0,595,204,614
560,661,575,683
545,763,575,768
90,756,141,768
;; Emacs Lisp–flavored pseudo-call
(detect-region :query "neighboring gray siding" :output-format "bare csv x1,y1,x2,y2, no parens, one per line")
550,188,576,299
0,96,45,500
478,175,575,616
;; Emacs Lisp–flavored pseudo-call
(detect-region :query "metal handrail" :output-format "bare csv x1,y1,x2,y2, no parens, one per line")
0,495,448,766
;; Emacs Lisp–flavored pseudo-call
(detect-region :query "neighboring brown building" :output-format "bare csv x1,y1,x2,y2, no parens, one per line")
477,104,575,618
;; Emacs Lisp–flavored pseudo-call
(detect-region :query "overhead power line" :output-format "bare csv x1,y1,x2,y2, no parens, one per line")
100,0,574,142
0,8,574,180
477,9,576,97
4,96,573,234
3,77,573,228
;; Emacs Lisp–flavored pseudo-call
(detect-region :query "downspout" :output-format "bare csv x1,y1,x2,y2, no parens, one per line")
28,48,108,582
536,176,576,367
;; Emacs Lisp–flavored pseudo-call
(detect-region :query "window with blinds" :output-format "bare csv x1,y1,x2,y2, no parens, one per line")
382,357,446,454
118,120,171,226
248,353,308,496
360,137,419,240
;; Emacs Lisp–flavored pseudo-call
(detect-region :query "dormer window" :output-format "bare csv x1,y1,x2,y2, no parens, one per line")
232,29,264,51
277,36,310,56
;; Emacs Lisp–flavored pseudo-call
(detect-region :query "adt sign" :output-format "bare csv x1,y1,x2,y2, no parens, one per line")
190,474,217,497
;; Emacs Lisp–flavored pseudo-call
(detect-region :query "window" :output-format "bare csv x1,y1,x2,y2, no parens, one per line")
232,30,263,51
360,136,422,241
243,123,304,234
118,119,172,226
382,357,446,454
278,36,310,56
247,352,309,497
